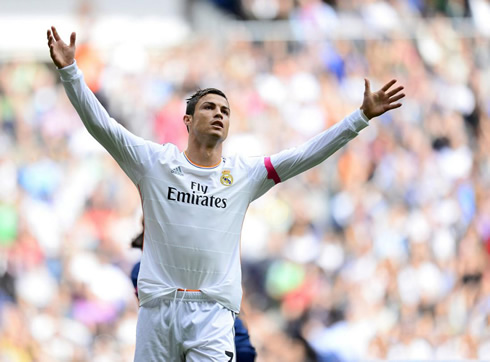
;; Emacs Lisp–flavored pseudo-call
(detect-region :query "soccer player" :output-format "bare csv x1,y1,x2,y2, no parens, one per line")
47,26,404,361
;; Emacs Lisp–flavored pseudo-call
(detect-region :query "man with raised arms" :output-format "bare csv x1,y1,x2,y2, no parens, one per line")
47,26,404,361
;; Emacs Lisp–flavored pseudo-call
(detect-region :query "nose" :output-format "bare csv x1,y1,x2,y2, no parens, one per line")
214,110,223,119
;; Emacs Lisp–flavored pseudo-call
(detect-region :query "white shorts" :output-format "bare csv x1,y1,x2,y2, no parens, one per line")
134,290,236,362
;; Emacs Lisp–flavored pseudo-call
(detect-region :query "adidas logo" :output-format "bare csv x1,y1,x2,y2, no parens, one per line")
171,166,184,176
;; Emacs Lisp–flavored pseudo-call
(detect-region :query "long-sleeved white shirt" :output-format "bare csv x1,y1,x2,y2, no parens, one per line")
59,62,369,312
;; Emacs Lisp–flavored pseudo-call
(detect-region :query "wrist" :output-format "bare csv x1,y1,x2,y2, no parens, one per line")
57,59,75,69
360,107,372,120
57,60,81,82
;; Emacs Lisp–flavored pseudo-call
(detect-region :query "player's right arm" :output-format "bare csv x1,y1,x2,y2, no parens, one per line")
47,26,159,183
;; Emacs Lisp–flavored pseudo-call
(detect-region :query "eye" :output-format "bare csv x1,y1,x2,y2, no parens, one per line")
222,109,229,116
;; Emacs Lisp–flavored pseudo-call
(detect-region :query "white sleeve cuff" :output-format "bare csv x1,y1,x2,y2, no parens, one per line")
349,109,369,132
359,109,370,123
58,60,82,82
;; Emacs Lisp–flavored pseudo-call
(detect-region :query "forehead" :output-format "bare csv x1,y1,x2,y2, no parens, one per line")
197,93,229,108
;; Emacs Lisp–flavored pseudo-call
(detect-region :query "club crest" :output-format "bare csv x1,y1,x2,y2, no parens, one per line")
220,170,233,186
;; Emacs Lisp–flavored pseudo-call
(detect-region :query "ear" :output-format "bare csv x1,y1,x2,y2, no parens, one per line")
183,114,192,130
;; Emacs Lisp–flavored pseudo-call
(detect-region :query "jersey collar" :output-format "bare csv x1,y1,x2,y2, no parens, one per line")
183,152,222,169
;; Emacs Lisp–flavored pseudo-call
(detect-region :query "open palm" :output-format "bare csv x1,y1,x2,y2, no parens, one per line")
47,26,76,69
361,79,405,120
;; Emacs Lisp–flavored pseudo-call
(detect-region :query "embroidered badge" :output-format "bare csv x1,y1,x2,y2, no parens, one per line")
220,170,233,186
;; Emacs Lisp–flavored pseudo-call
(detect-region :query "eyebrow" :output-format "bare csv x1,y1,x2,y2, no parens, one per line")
201,101,230,113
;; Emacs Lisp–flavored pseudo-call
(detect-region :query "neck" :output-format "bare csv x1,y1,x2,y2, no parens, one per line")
185,140,223,167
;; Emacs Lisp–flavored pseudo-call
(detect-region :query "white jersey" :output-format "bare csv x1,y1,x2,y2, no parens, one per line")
59,62,369,313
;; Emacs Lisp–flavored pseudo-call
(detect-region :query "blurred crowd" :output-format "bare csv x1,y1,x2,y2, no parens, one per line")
2,0,490,361
209,0,474,20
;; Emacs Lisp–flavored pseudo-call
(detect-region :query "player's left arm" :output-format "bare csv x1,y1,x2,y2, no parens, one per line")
265,79,404,183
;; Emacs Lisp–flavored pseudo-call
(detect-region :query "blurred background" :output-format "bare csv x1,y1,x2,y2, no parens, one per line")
1,0,490,360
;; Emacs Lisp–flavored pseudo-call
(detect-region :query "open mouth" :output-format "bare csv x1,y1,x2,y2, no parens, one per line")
211,121,224,129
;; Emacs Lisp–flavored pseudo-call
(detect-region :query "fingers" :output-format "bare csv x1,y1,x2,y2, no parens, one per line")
381,79,397,92
388,93,405,104
386,86,404,98
381,80,405,105
70,32,77,47
387,103,403,111
364,78,371,95
47,26,76,51
47,30,56,51
51,26,61,41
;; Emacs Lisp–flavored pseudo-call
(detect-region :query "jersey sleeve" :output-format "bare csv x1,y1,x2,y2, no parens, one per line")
248,109,369,201
58,62,162,184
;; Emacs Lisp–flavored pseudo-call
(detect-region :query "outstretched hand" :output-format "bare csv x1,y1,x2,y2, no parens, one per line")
360,79,405,120
47,26,76,69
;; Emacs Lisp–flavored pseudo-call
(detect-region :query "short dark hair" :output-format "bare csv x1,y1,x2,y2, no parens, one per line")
185,88,228,116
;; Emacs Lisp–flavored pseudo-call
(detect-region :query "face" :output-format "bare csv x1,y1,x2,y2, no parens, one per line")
185,94,231,143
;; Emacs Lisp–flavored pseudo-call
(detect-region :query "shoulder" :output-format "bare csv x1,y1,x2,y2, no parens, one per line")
224,154,265,170
153,142,180,159
162,142,179,153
